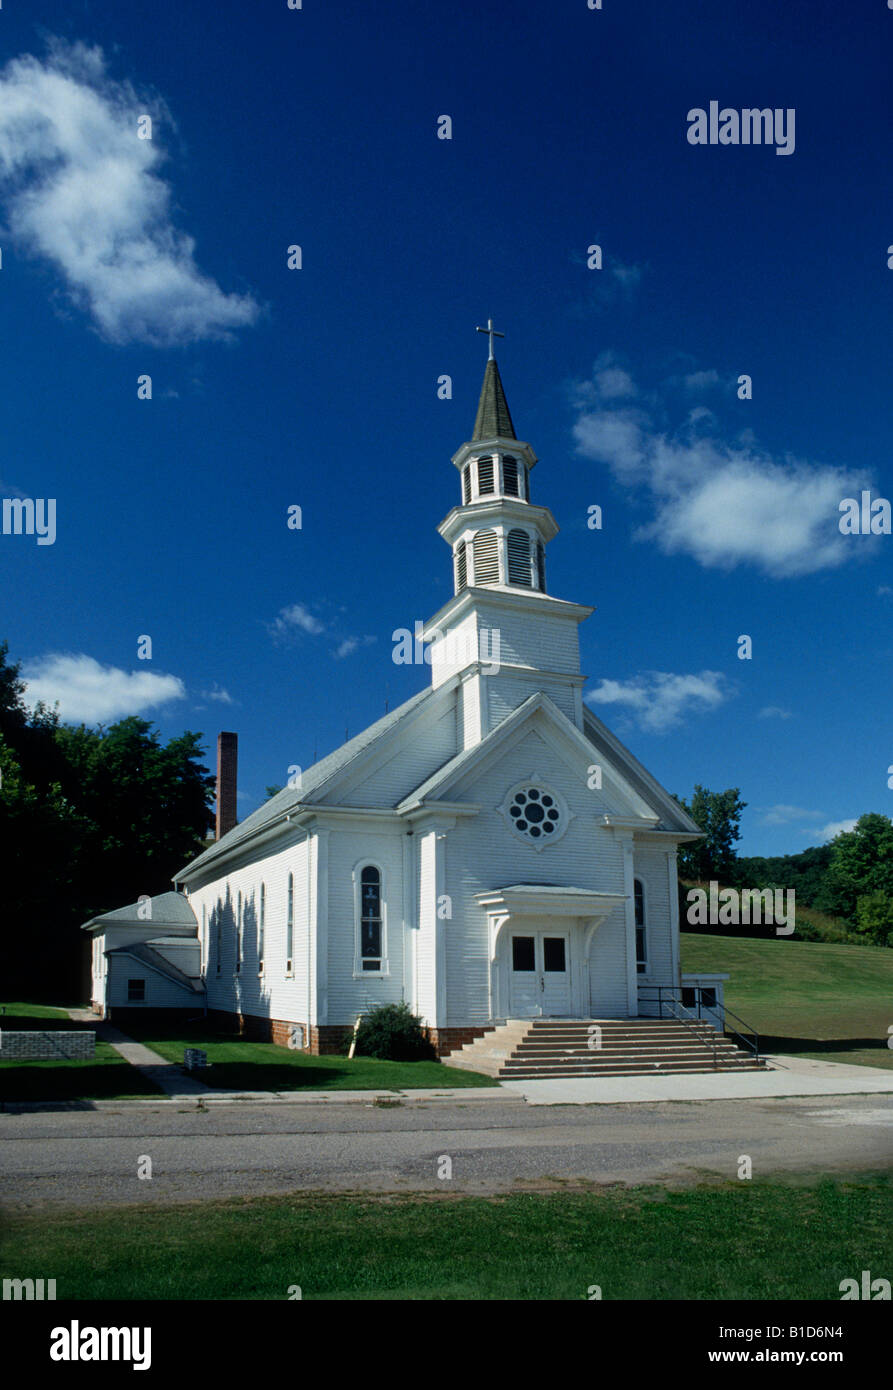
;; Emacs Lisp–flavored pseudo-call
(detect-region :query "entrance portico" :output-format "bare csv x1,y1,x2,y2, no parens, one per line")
477,885,627,1021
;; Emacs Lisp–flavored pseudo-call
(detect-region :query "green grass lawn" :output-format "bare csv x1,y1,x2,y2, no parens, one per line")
1,1174,889,1300
681,934,893,1069
130,1022,497,1091
0,1004,161,1103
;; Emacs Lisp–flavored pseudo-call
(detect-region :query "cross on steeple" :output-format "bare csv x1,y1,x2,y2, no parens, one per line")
476,317,504,361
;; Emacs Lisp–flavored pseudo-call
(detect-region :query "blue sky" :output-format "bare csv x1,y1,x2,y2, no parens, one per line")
2,0,891,857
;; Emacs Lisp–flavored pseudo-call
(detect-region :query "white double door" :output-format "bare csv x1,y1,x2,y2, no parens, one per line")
509,928,571,1018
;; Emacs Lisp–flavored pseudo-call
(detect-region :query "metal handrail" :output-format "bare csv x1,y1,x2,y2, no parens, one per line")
639,984,760,1063
700,1000,760,1062
658,996,719,1068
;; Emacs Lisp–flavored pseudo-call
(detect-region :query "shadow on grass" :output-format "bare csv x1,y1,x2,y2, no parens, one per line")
760,1035,890,1056
0,1013,94,1032
0,1062,162,1104
198,1063,357,1091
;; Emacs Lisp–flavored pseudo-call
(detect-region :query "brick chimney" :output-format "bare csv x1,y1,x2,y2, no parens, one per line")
216,732,238,840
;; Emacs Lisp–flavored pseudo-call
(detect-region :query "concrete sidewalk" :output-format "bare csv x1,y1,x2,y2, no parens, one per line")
61,1012,893,1110
62,1009,510,1106
500,1054,893,1105
67,1008,212,1097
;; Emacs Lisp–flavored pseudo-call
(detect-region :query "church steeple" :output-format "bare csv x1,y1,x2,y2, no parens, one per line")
440,323,555,596
422,321,594,745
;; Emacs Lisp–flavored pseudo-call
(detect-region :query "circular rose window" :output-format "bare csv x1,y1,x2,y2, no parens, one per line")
507,785,563,842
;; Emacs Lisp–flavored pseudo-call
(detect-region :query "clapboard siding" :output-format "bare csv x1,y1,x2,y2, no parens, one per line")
106,957,196,1009
633,847,674,984
476,603,581,673
328,698,458,807
325,827,407,1023
460,677,482,746
442,728,627,1024
486,674,577,730
430,611,480,686
416,828,437,1022
588,906,630,1016
188,834,310,1024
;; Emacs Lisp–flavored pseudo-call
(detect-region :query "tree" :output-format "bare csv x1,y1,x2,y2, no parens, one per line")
826,813,893,924
53,716,215,911
675,785,747,882
0,640,216,997
854,891,893,948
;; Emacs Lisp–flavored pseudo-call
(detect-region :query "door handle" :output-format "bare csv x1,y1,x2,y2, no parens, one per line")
540,975,544,991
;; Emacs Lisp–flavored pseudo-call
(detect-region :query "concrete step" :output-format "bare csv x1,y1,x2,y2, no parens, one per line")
444,1016,764,1079
501,1056,761,1071
502,1065,762,1079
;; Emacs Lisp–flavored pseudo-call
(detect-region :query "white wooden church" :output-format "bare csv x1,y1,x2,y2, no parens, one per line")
85,330,729,1062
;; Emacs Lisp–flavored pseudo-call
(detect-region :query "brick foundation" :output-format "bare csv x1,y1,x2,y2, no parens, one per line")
144,1008,493,1059
206,1009,349,1053
424,1025,494,1058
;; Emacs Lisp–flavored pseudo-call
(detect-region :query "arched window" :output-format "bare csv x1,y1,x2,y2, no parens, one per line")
455,541,467,592
286,873,294,975
359,865,383,972
635,879,647,974
502,456,519,497
258,883,265,972
236,891,242,973
536,540,546,592
472,529,499,585
476,456,495,496
507,528,532,586
462,465,471,504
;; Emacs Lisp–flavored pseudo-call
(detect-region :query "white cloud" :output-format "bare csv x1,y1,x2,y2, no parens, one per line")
22,652,185,724
585,670,729,732
759,706,794,720
573,367,869,577
611,261,643,288
0,40,259,345
332,635,376,660
759,804,824,826
683,369,721,390
816,818,858,842
593,366,637,400
878,585,892,598
200,685,234,704
271,603,325,637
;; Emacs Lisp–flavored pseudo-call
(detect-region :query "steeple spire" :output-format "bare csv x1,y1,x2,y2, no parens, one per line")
472,358,517,441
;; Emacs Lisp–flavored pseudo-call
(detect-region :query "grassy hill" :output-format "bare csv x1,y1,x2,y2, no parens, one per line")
681,934,893,1069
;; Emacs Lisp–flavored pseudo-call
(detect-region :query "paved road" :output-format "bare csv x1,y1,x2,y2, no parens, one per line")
1,1094,891,1207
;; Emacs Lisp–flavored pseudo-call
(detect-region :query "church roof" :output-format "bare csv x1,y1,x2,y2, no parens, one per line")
472,358,517,441
398,689,701,835
176,684,437,879
81,891,198,933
